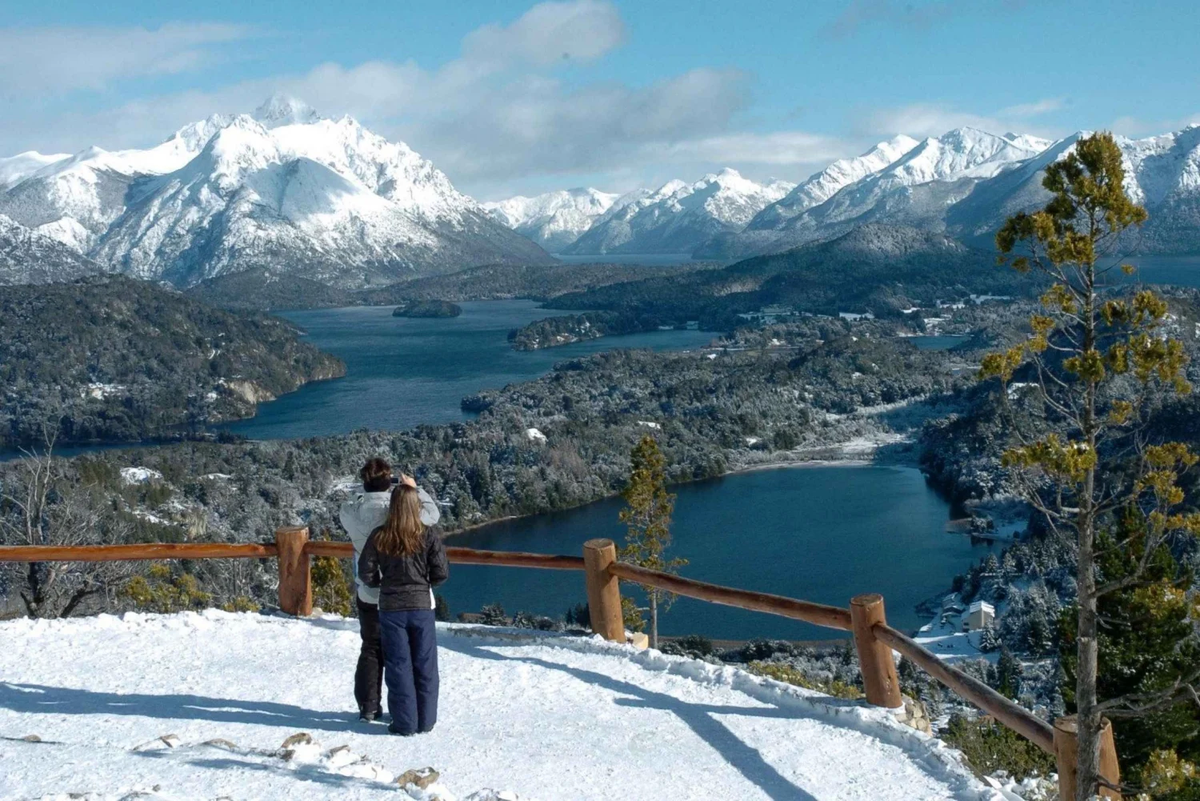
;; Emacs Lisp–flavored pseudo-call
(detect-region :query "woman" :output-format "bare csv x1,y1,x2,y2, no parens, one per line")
358,484,449,736
339,458,440,722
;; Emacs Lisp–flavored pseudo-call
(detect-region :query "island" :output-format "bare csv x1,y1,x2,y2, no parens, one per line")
393,300,463,318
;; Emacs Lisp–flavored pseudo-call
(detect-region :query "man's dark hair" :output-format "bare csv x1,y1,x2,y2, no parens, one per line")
360,457,392,492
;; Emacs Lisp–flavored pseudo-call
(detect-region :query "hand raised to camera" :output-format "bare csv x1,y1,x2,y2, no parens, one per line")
399,473,418,489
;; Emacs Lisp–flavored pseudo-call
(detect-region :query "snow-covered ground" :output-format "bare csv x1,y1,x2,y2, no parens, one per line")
0,611,1009,800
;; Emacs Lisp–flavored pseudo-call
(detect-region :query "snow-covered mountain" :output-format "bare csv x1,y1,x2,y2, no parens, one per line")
0,214,101,285
747,135,921,232
483,188,621,252
0,95,551,287
562,169,795,256
700,128,1051,259
949,125,1200,253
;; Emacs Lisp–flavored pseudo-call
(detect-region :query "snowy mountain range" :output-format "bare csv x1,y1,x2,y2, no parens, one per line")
485,124,1200,261
0,95,551,287
482,188,622,252
559,169,795,256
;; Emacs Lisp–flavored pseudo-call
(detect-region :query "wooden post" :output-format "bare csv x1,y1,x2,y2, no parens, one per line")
276,525,312,617
1054,715,1121,800
583,539,624,642
850,593,902,709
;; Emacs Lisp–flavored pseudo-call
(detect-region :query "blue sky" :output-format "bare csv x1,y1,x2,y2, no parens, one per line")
1,0,1197,199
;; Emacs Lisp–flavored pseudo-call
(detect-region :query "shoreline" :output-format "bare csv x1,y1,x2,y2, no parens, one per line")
443,449,887,540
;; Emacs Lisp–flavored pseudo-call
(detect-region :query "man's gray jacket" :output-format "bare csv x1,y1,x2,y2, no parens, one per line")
339,486,440,605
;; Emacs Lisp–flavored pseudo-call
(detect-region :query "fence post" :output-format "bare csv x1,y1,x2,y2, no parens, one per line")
850,593,902,709
583,539,624,642
1053,715,1122,800
276,525,312,617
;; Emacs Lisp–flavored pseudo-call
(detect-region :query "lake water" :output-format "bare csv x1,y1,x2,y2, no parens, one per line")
224,300,715,440
219,300,997,638
1117,255,1200,289
447,464,998,640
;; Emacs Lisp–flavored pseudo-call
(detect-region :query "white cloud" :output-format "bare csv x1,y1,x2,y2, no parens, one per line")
864,101,1064,139
461,0,625,67
655,131,846,167
0,2,852,196
0,23,251,95
997,97,1064,118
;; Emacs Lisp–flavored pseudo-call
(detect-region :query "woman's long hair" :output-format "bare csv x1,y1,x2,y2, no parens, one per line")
375,485,425,557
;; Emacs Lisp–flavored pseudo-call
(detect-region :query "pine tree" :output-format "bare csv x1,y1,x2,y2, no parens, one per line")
619,435,686,649
984,132,1200,799
996,646,1023,699
979,623,1001,653
1059,514,1200,793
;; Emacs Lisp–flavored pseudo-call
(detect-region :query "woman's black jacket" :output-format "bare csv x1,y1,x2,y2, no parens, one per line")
358,526,449,612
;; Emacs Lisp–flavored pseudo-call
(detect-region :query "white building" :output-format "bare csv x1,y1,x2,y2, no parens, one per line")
964,600,995,632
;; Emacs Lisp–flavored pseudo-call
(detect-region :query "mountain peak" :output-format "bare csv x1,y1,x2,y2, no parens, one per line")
253,94,320,128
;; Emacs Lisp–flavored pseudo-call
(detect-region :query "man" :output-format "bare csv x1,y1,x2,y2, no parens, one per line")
339,457,441,722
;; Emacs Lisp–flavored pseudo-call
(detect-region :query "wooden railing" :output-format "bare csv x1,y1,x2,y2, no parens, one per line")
0,528,1119,799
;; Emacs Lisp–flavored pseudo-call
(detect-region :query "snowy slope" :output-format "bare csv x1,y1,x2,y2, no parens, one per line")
0,611,1004,801
0,96,550,287
483,188,621,252
0,214,103,284
947,125,1200,252
0,151,69,191
768,129,1051,247
564,169,795,255
748,135,921,232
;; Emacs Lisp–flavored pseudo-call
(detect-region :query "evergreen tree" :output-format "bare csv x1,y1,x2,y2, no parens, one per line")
984,132,1200,799
996,646,1023,699
979,623,1001,653
618,435,686,649
1059,514,1200,794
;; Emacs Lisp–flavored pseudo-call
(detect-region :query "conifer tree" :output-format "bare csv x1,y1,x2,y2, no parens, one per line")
983,132,1200,799
619,435,686,649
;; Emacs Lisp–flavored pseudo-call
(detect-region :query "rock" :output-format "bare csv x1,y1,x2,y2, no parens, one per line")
896,696,932,735
280,732,313,748
396,767,440,789
202,738,239,751
20,734,41,742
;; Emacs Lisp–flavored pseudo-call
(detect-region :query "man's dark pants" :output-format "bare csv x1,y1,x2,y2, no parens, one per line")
378,608,439,735
354,598,384,716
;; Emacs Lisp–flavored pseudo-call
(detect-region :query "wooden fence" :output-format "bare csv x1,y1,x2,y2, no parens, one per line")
0,526,1120,799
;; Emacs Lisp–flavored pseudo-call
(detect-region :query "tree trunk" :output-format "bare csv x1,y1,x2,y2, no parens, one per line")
650,592,658,650
1075,510,1102,801
1075,270,1102,801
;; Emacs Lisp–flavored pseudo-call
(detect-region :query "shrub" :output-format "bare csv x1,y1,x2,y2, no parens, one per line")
942,714,1054,781
747,661,863,700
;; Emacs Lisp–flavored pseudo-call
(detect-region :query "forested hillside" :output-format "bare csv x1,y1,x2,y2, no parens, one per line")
547,225,1038,328
0,276,344,449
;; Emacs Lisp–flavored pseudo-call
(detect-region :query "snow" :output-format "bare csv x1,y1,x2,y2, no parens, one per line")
120,467,163,485
0,96,539,286
0,611,1005,800
524,427,547,443
483,188,620,251
750,135,920,229
565,169,795,255
0,151,69,190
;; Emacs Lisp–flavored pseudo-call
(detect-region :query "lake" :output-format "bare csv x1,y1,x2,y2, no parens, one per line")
224,300,715,440
446,465,998,640
221,300,996,639
1117,255,1200,288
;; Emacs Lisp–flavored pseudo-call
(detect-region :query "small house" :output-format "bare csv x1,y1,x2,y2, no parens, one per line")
964,600,995,632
